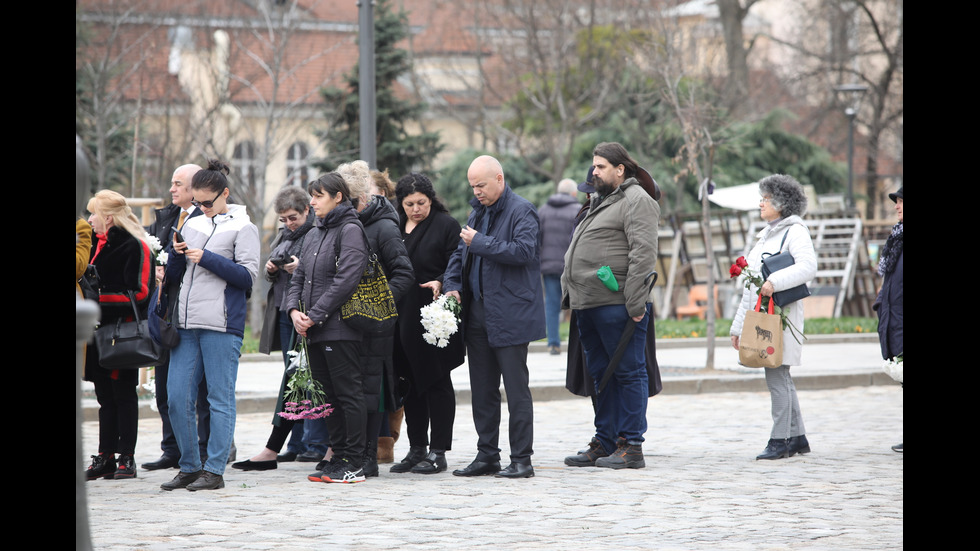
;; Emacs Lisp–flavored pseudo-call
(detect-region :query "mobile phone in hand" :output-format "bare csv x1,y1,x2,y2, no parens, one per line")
171,226,185,244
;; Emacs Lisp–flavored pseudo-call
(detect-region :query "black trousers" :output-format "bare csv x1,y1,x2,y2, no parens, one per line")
88,346,139,456
403,371,456,451
308,340,365,466
464,299,534,465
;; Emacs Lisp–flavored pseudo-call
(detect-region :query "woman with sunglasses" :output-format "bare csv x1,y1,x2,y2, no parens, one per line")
161,159,260,491
286,173,371,484
233,185,325,472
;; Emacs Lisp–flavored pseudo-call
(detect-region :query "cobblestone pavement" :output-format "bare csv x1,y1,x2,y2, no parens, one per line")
80,384,903,550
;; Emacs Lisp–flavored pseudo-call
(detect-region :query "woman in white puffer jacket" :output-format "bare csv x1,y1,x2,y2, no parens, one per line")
730,174,817,461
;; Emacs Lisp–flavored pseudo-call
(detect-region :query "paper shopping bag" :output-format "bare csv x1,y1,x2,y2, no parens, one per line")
738,295,784,368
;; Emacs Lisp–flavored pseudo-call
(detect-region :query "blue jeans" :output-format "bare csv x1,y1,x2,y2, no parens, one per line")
576,304,650,454
302,418,330,455
542,274,563,348
167,328,242,475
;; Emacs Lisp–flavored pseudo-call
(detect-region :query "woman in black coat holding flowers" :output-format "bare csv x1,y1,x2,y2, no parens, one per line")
389,173,465,475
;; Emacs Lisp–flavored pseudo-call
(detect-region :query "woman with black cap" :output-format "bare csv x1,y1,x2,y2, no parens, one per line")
874,186,903,452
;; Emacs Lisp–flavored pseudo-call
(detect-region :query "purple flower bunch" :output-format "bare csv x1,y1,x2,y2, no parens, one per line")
279,400,333,421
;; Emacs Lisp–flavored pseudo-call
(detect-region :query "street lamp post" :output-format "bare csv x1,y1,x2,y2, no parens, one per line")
358,0,377,169
834,84,868,211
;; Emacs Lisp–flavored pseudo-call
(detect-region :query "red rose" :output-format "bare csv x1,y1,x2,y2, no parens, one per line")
735,256,748,268
729,264,742,278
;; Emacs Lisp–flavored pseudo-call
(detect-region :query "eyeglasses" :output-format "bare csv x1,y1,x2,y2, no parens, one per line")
279,214,300,224
191,191,223,209
760,196,772,204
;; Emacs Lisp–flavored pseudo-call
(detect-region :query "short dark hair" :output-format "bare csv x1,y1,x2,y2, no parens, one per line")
593,142,639,180
308,172,351,202
273,185,310,214
394,172,448,216
758,174,808,217
192,159,231,193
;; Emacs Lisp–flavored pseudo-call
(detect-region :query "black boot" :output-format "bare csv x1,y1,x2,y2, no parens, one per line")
389,446,426,473
363,438,379,478
411,450,447,474
756,438,790,460
86,453,116,481
787,435,811,456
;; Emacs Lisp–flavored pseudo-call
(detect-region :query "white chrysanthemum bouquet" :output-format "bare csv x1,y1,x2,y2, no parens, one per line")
882,354,903,383
146,234,168,265
420,295,462,348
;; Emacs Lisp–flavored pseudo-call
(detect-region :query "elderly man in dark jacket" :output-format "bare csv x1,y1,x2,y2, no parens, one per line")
444,155,545,479
538,179,582,355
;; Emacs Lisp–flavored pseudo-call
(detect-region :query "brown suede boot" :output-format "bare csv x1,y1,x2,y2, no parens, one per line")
377,436,395,463
387,407,404,443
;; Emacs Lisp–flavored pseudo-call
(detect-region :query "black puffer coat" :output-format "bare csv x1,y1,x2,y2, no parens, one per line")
357,196,415,411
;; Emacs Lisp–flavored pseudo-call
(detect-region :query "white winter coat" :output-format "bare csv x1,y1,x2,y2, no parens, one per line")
730,215,817,366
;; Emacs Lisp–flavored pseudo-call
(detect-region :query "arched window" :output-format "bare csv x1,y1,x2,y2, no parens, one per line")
285,142,311,187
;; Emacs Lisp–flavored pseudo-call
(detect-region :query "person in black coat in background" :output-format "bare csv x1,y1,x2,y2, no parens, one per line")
389,173,465,475
538,178,583,355
874,186,903,453
338,160,415,477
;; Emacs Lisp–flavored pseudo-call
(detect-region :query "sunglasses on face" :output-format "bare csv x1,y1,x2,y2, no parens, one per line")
279,214,300,224
191,190,223,209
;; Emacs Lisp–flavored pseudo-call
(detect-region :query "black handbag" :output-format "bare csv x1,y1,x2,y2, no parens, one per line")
79,264,100,302
335,222,398,333
761,226,811,307
95,290,166,370
148,285,180,349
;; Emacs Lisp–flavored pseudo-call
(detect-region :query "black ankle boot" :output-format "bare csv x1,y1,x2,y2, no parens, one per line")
411,450,447,474
756,438,790,460
86,453,116,480
389,446,426,473
363,439,379,478
787,435,810,456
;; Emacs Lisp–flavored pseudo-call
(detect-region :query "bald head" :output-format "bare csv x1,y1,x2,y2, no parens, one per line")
171,164,202,209
467,155,506,206
557,178,578,196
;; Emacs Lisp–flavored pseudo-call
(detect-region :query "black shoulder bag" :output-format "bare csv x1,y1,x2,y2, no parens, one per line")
760,225,811,308
334,222,399,333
